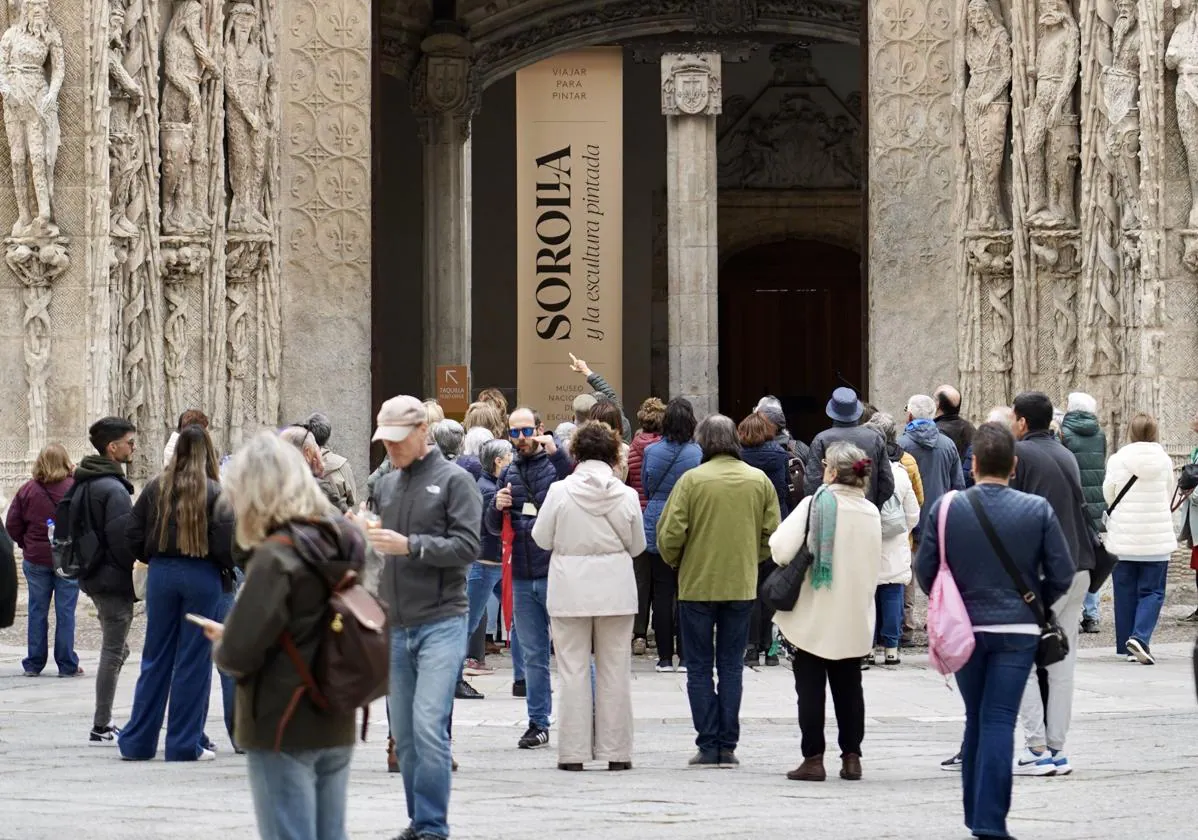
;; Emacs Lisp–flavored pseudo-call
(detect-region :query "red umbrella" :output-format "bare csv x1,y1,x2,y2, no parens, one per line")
501,510,515,633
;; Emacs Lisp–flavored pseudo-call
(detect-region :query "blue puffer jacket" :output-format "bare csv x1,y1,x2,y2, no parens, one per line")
741,441,791,519
484,445,572,579
476,471,502,562
641,440,702,552
456,454,483,481
915,484,1076,626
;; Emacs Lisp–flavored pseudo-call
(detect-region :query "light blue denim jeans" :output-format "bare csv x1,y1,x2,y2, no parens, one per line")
390,614,468,839
512,577,552,728
245,745,354,840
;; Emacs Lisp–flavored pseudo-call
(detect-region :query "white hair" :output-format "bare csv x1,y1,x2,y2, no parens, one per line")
986,406,1015,425
462,426,494,457
755,395,783,413
1066,392,1097,414
224,431,334,549
907,394,936,420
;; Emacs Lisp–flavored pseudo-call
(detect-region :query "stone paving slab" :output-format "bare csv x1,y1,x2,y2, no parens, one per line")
1,643,1195,840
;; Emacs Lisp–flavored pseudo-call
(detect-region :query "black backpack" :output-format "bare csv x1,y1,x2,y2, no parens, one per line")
50,482,105,580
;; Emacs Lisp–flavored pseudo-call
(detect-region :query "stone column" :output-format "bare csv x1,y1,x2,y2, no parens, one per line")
662,53,721,419
412,33,477,398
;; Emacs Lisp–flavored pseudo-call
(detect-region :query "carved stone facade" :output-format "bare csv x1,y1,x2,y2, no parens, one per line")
0,0,312,490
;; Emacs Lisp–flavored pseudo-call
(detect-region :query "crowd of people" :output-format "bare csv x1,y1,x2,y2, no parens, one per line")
1,361,1197,840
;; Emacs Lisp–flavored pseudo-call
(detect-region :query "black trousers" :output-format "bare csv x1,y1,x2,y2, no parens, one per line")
747,560,777,651
649,552,683,662
467,612,486,661
633,552,653,639
792,646,865,759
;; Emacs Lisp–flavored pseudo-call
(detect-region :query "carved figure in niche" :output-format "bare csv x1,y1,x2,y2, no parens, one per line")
0,0,63,238
1102,0,1141,228
964,0,1012,229
161,0,219,234
108,0,143,238
224,3,270,233
1023,0,1080,228
1167,0,1198,228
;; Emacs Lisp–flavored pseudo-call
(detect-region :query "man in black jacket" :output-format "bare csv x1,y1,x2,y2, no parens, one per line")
1009,392,1089,776
933,385,976,460
804,387,894,509
76,416,137,746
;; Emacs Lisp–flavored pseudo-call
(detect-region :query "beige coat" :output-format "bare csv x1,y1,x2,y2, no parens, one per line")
768,484,881,660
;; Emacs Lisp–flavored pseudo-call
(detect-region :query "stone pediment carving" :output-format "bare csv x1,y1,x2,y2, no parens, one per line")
717,47,861,190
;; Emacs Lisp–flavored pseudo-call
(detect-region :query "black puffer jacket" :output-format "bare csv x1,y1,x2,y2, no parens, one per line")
73,456,135,599
1,523,16,629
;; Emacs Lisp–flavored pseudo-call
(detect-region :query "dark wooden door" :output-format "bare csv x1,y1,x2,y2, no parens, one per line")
719,239,864,445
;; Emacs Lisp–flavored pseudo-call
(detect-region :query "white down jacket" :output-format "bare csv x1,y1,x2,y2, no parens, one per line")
1103,441,1178,557
879,461,920,584
532,460,647,617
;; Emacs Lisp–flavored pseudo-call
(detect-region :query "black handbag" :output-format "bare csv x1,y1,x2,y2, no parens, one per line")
966,492,1070,668
760,500,815,612
1089,475,1137,593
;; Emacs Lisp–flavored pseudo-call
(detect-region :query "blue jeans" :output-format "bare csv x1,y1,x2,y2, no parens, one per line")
1082,590,1100,621
873,583,904,649
512,577,552,728
118,558,222,761
212,567,243,747
390,614,468,839
954,632,1038,838
466,563,522,677
1112,559,1169,654
677,600,753,754
245,745,353,840
21,561,79,675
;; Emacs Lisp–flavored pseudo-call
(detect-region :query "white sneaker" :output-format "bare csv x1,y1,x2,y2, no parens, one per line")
1050,750,1072,776
197,748,216,762
1126,638,1155,665
675,663,688,673
1013,747,1056,776
655,660,673,673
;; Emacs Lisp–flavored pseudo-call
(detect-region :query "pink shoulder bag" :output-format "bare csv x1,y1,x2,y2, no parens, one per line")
927,490,975,675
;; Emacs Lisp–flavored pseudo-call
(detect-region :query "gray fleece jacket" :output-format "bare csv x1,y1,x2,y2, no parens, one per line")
375,447,483,628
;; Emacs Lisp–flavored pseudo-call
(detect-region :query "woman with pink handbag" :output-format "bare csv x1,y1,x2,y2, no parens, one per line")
916,422,1074,840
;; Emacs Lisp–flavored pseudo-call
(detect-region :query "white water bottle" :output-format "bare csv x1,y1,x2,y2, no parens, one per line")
46,518,55,545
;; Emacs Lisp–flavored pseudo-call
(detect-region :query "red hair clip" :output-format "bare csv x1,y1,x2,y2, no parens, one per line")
852,458,871,477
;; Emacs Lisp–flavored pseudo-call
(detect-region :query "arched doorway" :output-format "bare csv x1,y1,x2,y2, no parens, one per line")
719,239,864,444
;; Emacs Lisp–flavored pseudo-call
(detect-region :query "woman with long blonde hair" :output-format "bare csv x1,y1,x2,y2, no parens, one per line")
5,443,80,676
118,425,233,761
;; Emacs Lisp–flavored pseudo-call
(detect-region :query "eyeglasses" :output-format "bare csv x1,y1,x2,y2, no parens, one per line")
509,427,536,439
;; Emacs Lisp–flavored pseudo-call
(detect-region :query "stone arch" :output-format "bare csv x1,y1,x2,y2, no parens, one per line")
718,190,863,267
468,0,862,88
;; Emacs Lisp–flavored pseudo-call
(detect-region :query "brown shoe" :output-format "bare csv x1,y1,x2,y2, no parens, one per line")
386,737,399,773
786,755,826,781
840,753,862,780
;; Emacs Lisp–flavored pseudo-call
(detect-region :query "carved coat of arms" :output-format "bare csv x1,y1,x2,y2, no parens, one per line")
674,68,712,114
424,55,468,112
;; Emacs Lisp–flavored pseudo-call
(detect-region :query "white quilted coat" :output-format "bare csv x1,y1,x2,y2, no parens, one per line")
1103,441,1178,557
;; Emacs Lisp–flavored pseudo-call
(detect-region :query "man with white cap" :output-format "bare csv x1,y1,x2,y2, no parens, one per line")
363,395,482,840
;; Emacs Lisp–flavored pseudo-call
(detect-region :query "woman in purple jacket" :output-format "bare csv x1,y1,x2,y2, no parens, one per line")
5,444,81,677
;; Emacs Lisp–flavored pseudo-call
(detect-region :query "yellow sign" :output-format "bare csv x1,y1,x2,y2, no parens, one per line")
516,48,623,426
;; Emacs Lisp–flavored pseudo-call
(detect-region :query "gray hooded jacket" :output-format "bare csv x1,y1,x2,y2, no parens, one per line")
898,419,965,531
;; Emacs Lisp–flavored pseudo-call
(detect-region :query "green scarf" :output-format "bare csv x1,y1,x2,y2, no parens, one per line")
807,485,838,590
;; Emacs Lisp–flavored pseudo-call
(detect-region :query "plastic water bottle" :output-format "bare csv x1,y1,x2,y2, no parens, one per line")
46,518,55,545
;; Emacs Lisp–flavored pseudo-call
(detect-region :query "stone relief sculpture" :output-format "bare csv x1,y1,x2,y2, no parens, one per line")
662,53,722,116
964,0,1012,229
1167,0,1198,230
224,3,270,233
0,0,63,238
108,0,143,239
1101,0,1140,229
1023,0,1080,228
161,0,219,234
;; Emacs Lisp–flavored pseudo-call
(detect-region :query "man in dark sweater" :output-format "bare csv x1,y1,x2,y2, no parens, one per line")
1010,392,1089,776
933,385,976,460
76,417,137,746
805,388,894,509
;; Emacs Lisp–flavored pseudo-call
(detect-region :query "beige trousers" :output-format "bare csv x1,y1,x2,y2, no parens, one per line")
550,614,635,764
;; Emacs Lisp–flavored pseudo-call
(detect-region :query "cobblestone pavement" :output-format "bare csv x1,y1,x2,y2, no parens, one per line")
1,630,1195,840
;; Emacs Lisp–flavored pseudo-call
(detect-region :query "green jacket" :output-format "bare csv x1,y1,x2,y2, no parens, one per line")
656,455,780,601
1061,411,1107,530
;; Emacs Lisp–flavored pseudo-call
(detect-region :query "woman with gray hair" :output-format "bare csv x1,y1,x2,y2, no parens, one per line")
656,414,780,768
207,431,368,838
769,441,882,782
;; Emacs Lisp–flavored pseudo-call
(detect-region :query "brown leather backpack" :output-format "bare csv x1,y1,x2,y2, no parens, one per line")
269,527,389,751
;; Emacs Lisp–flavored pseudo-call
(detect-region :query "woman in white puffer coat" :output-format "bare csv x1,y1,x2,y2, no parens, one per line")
1104,412,1177,665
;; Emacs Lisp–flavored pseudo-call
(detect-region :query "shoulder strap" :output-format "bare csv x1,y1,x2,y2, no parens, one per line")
645,445,684,499
964,489,1049,628
1106,475,1138,517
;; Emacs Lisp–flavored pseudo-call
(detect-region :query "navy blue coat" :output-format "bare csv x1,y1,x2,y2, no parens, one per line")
484,446,572,579
915,484,1076,626
642,440,703,552
741,442,791,519
476,471,502,563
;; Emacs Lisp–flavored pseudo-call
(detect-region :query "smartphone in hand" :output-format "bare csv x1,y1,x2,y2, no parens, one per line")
185,613,218,628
